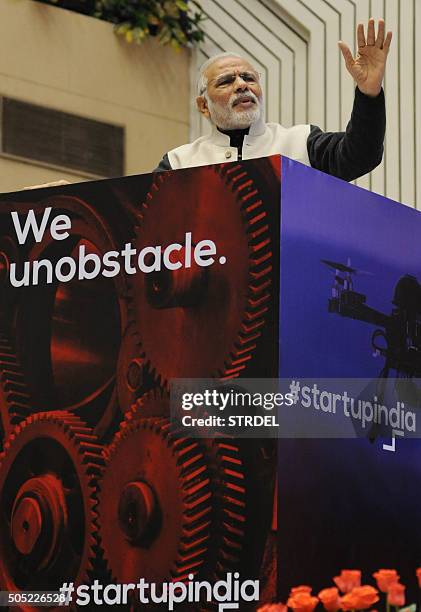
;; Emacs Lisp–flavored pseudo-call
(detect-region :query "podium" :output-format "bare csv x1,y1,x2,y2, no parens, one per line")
0,156,419,609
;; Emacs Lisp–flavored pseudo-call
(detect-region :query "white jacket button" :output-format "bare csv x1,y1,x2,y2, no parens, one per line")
225,150,232,159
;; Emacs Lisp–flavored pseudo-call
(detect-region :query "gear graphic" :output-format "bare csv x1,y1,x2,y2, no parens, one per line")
99,393,252,611
98,415,212,585
0,411,104,594
0,331,32,453
0,172,277,611
131,162,273,385
201,439,246,578
116,323,146,415
14,195,131,439
0,235,20,317
123,386,170,425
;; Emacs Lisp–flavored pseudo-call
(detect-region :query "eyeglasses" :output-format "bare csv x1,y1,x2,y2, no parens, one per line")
200,70,261,94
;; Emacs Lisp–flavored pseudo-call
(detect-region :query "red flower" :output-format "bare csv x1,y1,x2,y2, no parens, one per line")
318,587,341,612
334,570,362,594
287,592,319,612
373,569,400,593
340,586,379,611
387,583,405,608
416,568,421,588
290,586,313,596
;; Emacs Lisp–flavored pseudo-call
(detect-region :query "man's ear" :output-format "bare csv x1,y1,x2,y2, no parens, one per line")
196,95,210,119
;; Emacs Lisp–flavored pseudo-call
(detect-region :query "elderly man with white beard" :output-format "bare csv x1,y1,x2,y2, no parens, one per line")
155,19,392,182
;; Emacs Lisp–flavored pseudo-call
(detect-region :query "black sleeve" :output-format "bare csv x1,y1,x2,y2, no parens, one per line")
307,87,386,182
153,153,172,173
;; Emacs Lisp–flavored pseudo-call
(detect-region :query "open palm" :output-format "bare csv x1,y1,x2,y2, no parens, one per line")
339,19,392,97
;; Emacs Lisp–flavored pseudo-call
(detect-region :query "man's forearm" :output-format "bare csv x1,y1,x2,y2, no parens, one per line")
307,87,386,182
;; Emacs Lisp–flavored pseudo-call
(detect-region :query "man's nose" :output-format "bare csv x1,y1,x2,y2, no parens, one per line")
234,76,249,91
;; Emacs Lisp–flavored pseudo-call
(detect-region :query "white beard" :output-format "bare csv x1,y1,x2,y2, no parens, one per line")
206,91,262,130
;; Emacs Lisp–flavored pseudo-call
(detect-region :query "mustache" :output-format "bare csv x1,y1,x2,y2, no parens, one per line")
231,92,259,107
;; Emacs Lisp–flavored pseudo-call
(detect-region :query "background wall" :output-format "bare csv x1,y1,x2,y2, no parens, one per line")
1,0,418,208
0,0,190,192
192,0,420,209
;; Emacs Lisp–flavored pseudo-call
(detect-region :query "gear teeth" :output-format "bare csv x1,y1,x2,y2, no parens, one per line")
132,162,273,384
123,387,169,425
213,164,272,379
0,333,33,452
99,403,213,586
197,439,247,606
0,410,105,588
35,411,104,580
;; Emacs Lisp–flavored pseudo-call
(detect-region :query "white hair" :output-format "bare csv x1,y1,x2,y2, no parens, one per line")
196,52,244,96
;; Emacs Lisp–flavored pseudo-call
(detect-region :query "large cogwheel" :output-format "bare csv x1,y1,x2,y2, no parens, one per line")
0,332,32,453
14,195,131,439
99,395,252,611
98,415,213,585
131,162,273,385
0,411,104,596
125,393,248,581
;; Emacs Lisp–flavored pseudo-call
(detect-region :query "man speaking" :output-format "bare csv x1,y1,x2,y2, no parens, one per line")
155,19,392,182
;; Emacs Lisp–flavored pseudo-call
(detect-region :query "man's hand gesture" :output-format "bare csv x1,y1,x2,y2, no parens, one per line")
338,18,392,97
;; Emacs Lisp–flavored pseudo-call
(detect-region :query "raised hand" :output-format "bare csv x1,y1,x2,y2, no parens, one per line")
338,18,392,97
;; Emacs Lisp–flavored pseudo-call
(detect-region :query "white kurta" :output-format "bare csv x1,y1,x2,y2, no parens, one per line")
167,117,311,170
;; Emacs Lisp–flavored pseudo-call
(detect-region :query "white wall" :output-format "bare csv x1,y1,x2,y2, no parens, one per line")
0,0,190,192
192,0,420,209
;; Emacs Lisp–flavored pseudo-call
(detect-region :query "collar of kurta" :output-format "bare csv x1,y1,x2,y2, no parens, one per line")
210,115,266,146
